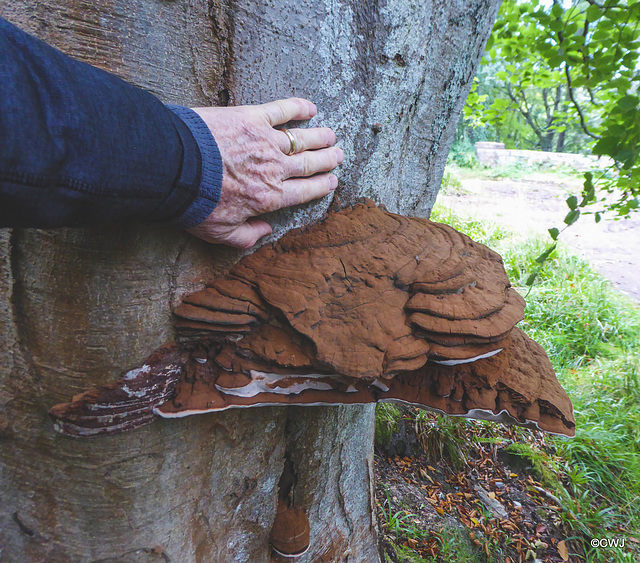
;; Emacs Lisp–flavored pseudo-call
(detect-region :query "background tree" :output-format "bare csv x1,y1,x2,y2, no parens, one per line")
0,0,501,561
466,0,640,218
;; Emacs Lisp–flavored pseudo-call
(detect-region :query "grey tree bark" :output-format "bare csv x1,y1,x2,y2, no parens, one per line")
0,0,501,561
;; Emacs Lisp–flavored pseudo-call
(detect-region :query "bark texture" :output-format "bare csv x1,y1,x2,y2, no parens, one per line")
0,0,501,561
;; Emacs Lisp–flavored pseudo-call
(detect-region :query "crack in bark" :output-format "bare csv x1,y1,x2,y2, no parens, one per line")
337,442,355,537
207,0,236,105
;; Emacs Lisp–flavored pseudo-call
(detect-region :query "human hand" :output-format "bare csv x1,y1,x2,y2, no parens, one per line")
187,98,343,248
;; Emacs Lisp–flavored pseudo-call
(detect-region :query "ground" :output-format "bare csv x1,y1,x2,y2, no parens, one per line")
375,414,578,563
437,169,640,302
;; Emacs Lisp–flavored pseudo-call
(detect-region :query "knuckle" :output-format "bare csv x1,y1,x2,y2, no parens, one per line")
301,157,312,177
256,189,278,211
326,151,339,169
294,134,305,152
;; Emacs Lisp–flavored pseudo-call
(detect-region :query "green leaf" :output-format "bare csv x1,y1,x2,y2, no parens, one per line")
535,243,557,264
547,55,564,68
595,212,602,223
549,19,563,32
586,4,603,22
525,272,539,286
566,195,578,210
564,209,580,226
570,76,586,88
580,174,596,206
548,227,560,240
551,3,563,18
593,137,619,157
617,95,639,112
565,22,578,35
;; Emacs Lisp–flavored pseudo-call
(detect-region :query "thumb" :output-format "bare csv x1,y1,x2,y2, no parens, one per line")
226,218,273,249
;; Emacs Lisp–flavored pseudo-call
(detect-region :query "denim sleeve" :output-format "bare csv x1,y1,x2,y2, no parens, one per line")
0,17,222,229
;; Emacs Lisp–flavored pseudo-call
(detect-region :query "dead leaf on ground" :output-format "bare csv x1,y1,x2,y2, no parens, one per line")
558,539,569,561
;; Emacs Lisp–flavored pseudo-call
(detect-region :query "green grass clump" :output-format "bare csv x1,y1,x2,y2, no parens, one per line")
375,403,403,450
432,203,640,559
503,443,563,492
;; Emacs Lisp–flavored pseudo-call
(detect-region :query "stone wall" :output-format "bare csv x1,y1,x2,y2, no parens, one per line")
474,141,610,171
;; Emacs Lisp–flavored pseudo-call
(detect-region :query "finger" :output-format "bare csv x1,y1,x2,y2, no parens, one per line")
261,98,317,127
277,127,337,154
286,147,344,178
279,173,338,208
226,218,273,249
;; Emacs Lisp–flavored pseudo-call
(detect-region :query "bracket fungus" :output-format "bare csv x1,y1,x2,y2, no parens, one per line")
49,200,575,438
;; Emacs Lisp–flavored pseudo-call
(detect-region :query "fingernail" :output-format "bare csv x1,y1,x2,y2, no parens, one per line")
330,175,338,190
336,148,344,164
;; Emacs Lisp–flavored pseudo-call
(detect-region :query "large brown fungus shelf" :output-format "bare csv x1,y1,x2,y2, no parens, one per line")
49,200,575,437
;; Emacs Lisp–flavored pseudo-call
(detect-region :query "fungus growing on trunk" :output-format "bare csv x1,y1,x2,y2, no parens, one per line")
49,200,575,437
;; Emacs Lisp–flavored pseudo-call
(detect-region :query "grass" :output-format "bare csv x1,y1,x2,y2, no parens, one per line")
375,403,403,450
376,203,640,562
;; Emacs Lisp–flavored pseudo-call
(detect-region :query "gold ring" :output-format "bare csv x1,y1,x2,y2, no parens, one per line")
282,128,296,156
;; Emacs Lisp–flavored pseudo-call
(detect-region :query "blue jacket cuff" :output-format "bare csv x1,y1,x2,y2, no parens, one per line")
165,104,223,228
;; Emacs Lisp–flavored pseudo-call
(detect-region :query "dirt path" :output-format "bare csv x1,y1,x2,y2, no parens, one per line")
438,173,640,302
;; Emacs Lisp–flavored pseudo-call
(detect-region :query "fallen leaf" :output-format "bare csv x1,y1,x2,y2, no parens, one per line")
557,540,569,561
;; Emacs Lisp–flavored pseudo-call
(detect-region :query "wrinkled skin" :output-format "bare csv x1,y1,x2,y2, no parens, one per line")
188,98,343,249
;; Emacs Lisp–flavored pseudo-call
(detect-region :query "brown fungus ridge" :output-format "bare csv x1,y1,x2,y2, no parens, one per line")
48,344,188,437
48,200,575,438
218,200,524,379
151,327,574,436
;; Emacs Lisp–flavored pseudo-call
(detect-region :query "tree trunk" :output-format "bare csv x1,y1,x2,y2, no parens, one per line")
0,0,501,561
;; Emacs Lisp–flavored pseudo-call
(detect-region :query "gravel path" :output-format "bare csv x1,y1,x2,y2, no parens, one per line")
438,174,640,302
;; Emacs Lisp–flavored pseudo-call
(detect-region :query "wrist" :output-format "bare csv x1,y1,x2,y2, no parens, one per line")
165,104,223,228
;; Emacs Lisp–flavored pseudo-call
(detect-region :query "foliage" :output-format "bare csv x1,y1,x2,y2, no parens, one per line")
463,0,640,274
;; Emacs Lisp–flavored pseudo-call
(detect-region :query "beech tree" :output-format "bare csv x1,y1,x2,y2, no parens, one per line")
0,0,500,560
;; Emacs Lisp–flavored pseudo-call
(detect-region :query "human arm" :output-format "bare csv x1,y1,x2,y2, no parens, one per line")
0,17,342,247
0,16,213,229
